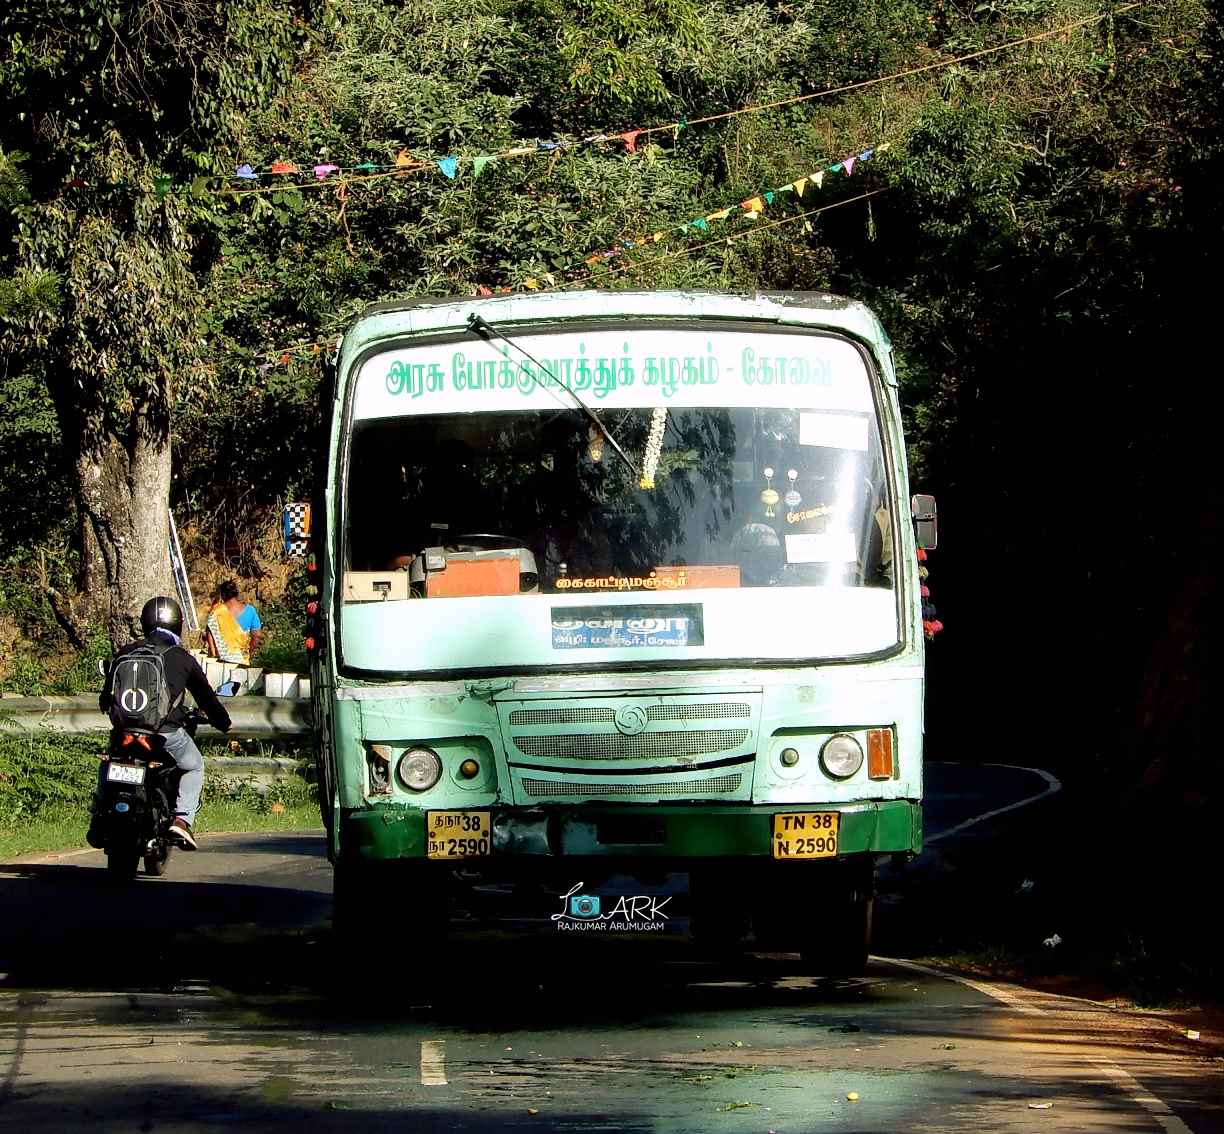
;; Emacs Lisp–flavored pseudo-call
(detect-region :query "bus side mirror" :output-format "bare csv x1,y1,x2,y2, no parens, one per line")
911,494,938,550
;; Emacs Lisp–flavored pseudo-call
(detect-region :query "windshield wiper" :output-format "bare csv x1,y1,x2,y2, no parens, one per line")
467,313,641,481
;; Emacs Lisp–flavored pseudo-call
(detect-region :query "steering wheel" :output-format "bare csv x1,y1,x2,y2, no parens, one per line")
446,532,528,551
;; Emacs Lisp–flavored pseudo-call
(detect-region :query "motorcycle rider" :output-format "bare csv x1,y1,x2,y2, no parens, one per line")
89,596,233,850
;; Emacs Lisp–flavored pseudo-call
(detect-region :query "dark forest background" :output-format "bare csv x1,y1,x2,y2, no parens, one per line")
1,0,1219,991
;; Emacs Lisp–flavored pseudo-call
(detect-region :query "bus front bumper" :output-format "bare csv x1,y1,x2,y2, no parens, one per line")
338,799,921,862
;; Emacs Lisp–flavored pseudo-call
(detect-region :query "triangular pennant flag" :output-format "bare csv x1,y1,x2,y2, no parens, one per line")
585,254,602,265
355,162,378,172
523,278,540,290
764,190,775,205
473,155,494,179
841,156,856,177
436,157,458,179
235,164,258,180
477,285,493,296
858,149,874,163
774,184,794,195
270,160,298,175
154,175,172,199
620,130,642,153
652,231,666,242
744,210,761,221
394,148,414,169
792,177,808,197
741,196,765,213
542,273,556,287
876,142,891,153
313,163,339,179
693,218,709,231
706,208,731,223
812,171,824,189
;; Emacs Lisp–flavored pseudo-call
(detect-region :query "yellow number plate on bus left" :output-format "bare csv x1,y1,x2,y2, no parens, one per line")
772,812,839,859
426,811,491,859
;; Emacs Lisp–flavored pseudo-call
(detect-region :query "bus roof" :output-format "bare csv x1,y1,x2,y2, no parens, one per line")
337,290,892,368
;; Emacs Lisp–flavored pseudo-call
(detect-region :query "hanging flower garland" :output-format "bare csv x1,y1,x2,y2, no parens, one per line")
917,548,944,640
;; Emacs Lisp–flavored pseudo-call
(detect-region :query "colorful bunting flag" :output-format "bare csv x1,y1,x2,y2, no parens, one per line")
693,218,709,231
394,149,414,169
436,157,458,179
792,177,808,197
235,164,258,180
355,162,378,172
842,156,856,177
523,278,540,290
858,149,874,163
812,171,824,189
270,161,298,174
313,163,339,179
620,130,643,154
741,196,765,214
764,191,775,205
473,155,494,179
477,285,493,296
706,208,731,222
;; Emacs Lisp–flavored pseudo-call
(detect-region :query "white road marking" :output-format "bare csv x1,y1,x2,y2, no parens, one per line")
1099,1061,1197,1133
877,957,1200,1132
875,956,1042,1014
420,1039,448,1086
925,762,1062,844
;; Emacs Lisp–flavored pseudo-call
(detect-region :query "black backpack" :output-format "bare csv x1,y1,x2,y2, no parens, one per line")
109,641,181,734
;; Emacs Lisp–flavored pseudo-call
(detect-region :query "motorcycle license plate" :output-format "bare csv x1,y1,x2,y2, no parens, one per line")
426,811,491,859
771,812,839,859
106,763,146,785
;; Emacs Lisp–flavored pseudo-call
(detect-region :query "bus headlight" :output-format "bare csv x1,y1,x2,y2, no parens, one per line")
398,747,442,792
819,734,864,779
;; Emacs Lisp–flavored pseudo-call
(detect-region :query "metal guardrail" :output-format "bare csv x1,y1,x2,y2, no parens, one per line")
0,694,314,738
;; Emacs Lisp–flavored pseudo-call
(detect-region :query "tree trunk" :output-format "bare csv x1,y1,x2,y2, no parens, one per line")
75,415,175,649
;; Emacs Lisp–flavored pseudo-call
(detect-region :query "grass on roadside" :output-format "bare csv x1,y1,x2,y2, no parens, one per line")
0,798,320,860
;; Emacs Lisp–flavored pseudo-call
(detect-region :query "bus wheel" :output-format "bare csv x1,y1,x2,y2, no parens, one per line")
799,894,873,977
689,868,750,954
332,861,449,948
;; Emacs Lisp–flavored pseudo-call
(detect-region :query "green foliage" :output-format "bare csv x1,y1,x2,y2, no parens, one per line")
0,732,100,822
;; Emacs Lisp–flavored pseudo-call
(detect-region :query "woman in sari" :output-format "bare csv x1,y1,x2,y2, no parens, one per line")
206,580,263,665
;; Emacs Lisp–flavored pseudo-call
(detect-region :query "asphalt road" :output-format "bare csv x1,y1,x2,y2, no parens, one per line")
2,762,1221,1132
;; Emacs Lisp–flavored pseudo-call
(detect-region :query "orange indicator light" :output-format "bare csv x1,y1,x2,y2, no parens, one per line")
867,728,894,780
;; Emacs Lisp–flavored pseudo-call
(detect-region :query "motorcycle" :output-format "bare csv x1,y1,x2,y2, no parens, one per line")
94,677,239,879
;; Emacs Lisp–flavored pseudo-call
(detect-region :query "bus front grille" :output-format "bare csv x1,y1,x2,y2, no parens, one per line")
508,702,752,726
521,774,743,798
513,729,750,761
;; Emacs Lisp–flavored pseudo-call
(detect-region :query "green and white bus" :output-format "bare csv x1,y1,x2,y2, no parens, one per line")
308,289,932,970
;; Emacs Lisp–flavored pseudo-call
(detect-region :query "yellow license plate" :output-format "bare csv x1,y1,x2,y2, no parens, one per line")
772,812,839,859
426,811,491,860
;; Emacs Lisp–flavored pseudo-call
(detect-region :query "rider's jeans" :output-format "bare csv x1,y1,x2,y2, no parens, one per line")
159,728,204,826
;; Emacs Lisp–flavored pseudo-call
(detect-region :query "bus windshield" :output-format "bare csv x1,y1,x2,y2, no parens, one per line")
339,325,900,674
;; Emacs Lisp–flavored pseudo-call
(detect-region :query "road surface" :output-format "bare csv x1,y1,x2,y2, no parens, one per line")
2,762,1221,1132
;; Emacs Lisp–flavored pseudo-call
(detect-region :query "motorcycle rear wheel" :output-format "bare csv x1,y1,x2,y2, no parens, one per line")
144,843,172,876
106,847,141,879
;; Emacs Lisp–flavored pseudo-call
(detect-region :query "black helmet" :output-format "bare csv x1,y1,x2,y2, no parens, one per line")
140,596,183,637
